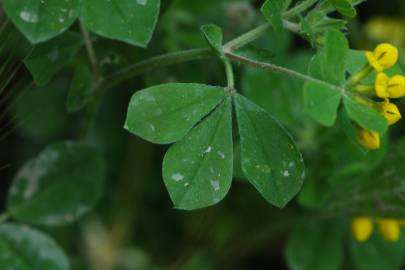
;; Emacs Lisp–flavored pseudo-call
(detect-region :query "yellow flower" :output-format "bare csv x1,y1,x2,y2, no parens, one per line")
377,101,402,125
356,128,381,150
352,216,374,242
375,73,405,98
375,73,390,98
365,43,398,72
378,218,401,242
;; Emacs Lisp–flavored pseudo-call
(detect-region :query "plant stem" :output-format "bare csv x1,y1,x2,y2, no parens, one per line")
99,48,212,91
283,0,318,18
224,60,235,90
224,20,299,51
79,22,101,81
225,51,343,92
224,23,271,51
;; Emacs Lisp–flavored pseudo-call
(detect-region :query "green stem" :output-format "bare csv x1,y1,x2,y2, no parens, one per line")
283,0,318,18
355,84,375,94
224,20,299,51
225,51,343,92
100,20,300,92
99,48,212,91
224,60,235,89
79,22,101,81
224,23,271,51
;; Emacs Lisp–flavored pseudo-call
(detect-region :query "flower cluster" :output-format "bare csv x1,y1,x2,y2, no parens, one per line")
352,216,404,242
351,43,404,150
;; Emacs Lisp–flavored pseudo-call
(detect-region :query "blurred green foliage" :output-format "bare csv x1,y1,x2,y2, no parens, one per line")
1,0,405,269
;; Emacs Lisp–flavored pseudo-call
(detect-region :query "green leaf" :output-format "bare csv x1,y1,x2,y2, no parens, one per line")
285,221,343,270
200,24,224,57
162,98,233,210
79,0,160,47
234,94,305,208
24,31,83,86
2,0,78,44
67,64,95,112
320,29,349,85
7,141,105,226
0,223,69,270
261,0,286,31
308,54,323,80
304,81,341,126
343,93,388,134
325,137,405,217
125,83,227,144
350,230,405,270
12,80,69,139
328,0,357,17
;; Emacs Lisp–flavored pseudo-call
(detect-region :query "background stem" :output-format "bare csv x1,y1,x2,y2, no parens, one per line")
79,22,101,81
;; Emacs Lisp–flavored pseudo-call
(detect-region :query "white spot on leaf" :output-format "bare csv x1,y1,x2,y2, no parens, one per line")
136,0,148,5
20,11,38,23
210,180,220,191
172,173,184,182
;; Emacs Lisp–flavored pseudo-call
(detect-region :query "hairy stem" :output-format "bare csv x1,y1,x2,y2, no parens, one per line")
283,0,318,18
224,23,271,51
224,60,235,89
224,20,299,51
225,51,343,92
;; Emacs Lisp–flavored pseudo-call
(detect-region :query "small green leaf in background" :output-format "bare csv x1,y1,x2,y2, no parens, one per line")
350,230,405,270
162,98,233,210
304,81,341,126
285,221,343,270
343,93,388,134
328,0,357,17
2,0,78,44
325,137,405,217
125,83,227,144
67,64,95,112
24,31,83,86
79,0,160,47
320,29,349,85
0,223,69,270
7,141,105,226
12,80,69,140
201,24,224,57
261,0,286,31
234,94,305,208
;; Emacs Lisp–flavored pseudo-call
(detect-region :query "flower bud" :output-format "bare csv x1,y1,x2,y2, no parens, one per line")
387,75,405,98
356,128,381,150
375,73,390,98
352,216,373,242
375,73,405,98
377,101,402,125
365,43,398,72
378,218,401,242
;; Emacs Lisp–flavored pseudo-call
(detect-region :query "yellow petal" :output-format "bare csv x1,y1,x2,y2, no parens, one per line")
375,73,390,98
374,43,399,71
378,218,401,242
352,216,373,242
356,128,381,150
387,75,405,98
366,51,384,72
378,101,402,125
